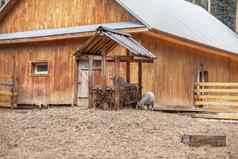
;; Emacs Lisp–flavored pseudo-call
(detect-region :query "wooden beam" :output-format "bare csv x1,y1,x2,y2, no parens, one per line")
73,59,79,106
195,89,238,93
0,91,17,96
195,95,238,101
182,135,226,147
102,54,107,87
126,51,131,83
0,102,12,108
195,101,238,107
195,82,238,87
114,57,120,110
88,56,94,109
12,55,17,108
138,62,143,98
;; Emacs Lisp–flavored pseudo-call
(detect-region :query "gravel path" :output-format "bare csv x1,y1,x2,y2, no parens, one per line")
1,107,238,159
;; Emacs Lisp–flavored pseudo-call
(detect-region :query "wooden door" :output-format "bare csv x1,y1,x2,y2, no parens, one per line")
77,59,102,107
77,60,89,106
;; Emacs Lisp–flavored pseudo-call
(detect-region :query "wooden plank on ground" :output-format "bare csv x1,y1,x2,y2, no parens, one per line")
182,135,226,147
192,113,238,121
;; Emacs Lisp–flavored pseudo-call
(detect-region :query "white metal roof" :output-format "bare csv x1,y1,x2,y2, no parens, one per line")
115,0,238,54
0,21,144,40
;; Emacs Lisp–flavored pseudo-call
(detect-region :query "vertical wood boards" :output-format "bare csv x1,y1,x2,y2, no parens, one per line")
0,39,86,105
131,33,238,107
0,32,238,107
0,0,135,33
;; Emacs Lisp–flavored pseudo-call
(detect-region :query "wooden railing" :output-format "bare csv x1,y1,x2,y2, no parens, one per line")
0,75,17,108
194,82,238,108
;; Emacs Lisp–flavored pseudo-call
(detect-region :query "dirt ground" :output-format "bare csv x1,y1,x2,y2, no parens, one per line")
1,107,238,159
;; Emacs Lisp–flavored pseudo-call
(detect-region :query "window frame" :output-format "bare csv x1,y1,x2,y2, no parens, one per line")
31,61,49,76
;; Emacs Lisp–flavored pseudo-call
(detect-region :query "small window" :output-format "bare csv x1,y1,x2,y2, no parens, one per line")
32,62,48,75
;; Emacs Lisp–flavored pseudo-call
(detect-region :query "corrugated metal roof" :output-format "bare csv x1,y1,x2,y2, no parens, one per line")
77,26,156,59
0,21,144,40
115,0,238,54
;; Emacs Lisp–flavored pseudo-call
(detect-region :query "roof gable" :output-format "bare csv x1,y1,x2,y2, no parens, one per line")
115,0,238,55
0,0,135,33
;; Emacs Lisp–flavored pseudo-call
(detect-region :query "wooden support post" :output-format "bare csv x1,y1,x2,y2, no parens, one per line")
114,57,120,110
102,55,107,87
126,60,131,83
73,59,79,106
11,55,17,109
88,56,94,109
138,62,143,98
126,50,131,83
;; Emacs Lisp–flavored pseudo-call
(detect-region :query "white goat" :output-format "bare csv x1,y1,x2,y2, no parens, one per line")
136,92,155,110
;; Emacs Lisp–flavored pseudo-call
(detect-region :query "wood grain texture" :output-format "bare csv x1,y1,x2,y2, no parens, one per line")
0,0,134,33
0,33,238,107
0,39,86,105
132,33,238,107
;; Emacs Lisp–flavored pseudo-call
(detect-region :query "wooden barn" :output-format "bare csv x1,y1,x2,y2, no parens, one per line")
0,0,238,110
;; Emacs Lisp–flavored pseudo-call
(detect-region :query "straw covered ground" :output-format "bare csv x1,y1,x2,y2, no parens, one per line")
1,107,238,159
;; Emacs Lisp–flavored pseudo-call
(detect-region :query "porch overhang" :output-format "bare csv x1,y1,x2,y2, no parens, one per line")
75,26,156,61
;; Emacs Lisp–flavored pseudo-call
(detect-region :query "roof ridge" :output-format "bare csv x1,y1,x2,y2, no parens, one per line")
114,0,150,29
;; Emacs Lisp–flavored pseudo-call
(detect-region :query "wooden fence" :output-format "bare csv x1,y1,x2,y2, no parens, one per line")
0,75,17,108
194,82,238,108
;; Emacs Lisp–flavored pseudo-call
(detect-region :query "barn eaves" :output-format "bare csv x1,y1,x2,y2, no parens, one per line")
76,26,156,60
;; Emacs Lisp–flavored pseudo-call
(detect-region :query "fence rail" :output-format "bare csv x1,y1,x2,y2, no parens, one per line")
194,82,238,108
0,75,17,108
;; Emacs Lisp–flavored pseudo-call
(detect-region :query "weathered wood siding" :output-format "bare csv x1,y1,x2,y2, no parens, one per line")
0,0,134,33
0,39,86,105
135,33,238,107
1,32,238,107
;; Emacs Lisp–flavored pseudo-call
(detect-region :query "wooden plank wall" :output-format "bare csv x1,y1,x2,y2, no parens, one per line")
132,33,238,107
0,33,238,107
0,39,87,105
0,0,134,33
